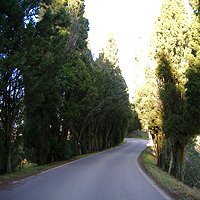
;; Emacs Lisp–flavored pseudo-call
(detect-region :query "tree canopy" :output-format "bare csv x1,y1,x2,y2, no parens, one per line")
0,0,132,174
135,0,199,180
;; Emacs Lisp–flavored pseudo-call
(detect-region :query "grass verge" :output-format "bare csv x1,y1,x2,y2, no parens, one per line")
139,147,200,200
0,160,71,189
0,140,127,189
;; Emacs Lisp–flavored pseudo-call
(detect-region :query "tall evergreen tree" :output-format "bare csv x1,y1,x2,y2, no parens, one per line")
134,66,166,167
128,105,142,133
57,0,97,155
0,0,132,173
103,34,120,70
186,0,200,135
94,36,131,148
24,0,73,164
149,0,191,179
0,0,37,173
24,0,95,163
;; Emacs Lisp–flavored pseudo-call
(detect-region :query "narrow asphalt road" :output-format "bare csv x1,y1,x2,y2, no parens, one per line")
0,139,171,200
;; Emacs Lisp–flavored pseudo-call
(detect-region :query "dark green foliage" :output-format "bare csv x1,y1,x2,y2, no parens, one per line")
24,0,76,165
156,54,188,140
135,0,200,183
77,47,131,153
183,139,200,188
10,0,130,170
156,53,189,179
186,0,200,135
137,0,194,180
0,0,38,173
0,0,133,174
182,1,200,188
128,105,142,133
154,0,192,180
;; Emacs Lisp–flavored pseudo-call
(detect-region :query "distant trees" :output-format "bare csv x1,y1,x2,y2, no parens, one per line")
128,105,142,134
0,0,131,174
81,36,131,152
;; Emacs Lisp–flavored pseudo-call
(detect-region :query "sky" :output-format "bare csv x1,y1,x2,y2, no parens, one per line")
84,0,164,102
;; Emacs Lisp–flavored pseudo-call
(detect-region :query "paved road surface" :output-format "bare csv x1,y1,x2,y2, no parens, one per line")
0,139,171,200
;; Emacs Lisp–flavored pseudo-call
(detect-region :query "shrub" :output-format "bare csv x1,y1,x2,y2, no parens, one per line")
183,138,200,188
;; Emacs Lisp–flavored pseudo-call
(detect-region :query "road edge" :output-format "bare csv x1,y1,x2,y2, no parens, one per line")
11,140,129,184
137,147,173,200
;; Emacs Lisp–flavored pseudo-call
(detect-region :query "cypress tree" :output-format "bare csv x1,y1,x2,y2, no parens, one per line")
150,0,190,179
24,0,95,162
94,36,131,148
24,0,72,164
186,0,200,135
0,0,37,173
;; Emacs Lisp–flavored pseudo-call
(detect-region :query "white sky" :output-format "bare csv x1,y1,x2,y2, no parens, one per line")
84,0,163,102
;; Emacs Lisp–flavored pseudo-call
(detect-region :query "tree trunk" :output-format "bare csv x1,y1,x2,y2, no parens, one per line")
6,122,12,173
156,133,171,173
156,133,164,168
6,145,12,173
169,139,185,180
162,138,171,172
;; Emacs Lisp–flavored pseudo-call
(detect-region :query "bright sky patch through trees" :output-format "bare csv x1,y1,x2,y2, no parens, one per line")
85,0,163,101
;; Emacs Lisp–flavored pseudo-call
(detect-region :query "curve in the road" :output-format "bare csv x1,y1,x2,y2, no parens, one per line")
0,139,172,200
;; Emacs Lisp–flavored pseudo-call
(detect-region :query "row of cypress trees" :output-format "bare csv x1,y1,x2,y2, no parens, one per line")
135,0,200,180
0,0,131,174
